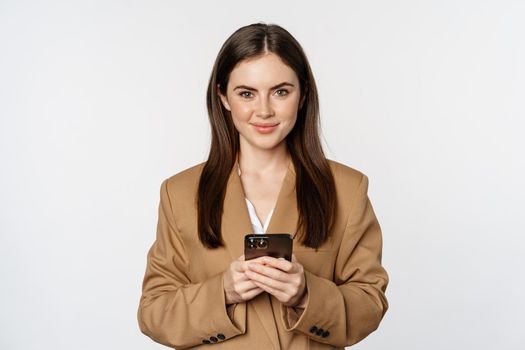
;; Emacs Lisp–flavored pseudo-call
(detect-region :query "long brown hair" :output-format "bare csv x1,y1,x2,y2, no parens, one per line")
198,22,336,249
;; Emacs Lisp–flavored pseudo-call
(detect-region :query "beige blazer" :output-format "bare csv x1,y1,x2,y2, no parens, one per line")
137,159,389,349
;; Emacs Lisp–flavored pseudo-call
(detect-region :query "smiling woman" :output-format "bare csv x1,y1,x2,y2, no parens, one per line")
218,53,303,152
137,22,389,350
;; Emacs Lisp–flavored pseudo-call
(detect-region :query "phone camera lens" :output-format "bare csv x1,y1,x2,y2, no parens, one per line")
257,239,268,249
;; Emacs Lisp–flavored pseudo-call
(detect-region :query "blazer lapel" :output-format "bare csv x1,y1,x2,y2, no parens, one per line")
221,164,253,261
265,160,298,237
221,160,298,350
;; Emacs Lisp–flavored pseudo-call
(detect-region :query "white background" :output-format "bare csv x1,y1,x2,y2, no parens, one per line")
1,1,524,349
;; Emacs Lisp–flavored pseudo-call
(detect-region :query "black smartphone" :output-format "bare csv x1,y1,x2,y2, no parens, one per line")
244,233,293,261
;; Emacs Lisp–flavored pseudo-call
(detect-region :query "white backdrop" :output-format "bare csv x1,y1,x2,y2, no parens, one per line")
1,1,524,349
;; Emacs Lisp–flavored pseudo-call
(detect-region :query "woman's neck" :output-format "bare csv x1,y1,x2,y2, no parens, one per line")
237,141,291,178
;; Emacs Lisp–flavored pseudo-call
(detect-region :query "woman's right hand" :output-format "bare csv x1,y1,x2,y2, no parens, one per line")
223,254,264,305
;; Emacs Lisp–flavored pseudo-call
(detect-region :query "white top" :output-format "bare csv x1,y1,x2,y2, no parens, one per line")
245,197,274,234
237,163,275,234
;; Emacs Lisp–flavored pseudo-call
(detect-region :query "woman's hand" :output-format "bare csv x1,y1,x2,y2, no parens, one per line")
223,254,264,305
244,254,308,308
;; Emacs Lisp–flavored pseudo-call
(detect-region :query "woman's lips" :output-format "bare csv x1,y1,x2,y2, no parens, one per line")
251,123,278,134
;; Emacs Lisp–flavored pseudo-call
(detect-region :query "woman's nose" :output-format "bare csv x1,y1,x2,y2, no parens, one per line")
255,96,274,118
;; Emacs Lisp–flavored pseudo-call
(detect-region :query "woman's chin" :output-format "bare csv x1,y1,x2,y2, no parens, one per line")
245,138,286,151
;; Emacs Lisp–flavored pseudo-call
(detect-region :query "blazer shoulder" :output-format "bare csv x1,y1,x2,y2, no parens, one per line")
326,159,371,217
327,158,367,186
162,161,206,196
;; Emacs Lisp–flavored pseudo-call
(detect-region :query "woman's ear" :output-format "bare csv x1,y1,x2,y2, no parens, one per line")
217,84,231,111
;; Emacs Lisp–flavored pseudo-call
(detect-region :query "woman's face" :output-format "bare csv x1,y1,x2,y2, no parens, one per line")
218,53,305,152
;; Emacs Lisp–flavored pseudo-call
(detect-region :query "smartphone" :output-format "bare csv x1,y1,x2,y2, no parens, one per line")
244,233,293,261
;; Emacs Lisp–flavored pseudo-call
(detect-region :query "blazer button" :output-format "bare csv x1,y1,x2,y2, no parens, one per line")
309,326,318,334
316,328,324,336
210,336,218,343
202,339,211,344
322,330,330,338
217,333,226,340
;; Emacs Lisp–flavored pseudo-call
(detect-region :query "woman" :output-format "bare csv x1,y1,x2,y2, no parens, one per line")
137,22,389,349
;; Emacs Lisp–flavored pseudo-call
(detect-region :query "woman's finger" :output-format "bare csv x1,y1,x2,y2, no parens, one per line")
251,280,289,302
232,260,251,273
246,262,289,282
241,286,264,300
236,279,262,292
250,256,293,272
245,268,289,292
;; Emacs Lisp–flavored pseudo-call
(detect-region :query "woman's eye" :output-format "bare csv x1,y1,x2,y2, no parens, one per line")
275,89,289,96
239,89,289,99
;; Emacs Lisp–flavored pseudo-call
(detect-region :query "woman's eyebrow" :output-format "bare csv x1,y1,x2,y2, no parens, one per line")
233,82,295,91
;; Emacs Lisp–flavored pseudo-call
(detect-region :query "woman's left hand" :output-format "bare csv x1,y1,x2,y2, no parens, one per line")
244,254,308,308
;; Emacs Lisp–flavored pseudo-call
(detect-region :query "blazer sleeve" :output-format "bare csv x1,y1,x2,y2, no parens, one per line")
279,174,389,347
137,179,246,349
